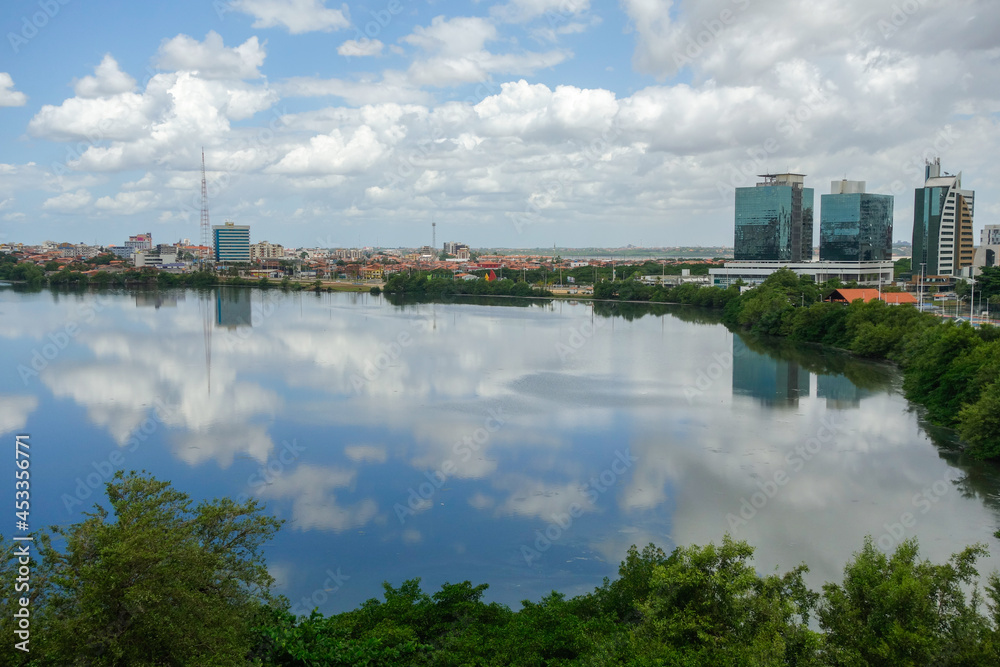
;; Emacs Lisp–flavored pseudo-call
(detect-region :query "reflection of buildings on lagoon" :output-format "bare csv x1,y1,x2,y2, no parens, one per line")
816,373,872,409
215,287,252,329
135,292,184,309
732,336,810,407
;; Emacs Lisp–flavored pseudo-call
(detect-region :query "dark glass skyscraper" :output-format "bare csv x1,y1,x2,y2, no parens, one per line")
819,180,893,262
734,174,814,261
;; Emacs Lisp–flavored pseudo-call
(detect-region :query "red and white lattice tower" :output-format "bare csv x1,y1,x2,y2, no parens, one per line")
200,148,210,260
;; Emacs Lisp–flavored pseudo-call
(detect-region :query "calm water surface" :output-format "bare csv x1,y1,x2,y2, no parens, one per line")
2,286,999,613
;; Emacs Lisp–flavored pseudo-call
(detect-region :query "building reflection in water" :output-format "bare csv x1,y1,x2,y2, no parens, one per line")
135,292,183,309
817,373,872,409
731,336,810,407
215,287,252,329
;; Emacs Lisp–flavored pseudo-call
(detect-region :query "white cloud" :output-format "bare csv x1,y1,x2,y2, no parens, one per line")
28,92,152,142
94,190,159,214
403,16,498,57
621,0,1000,84
28,67,278,172
269,126,386,175
401,16,569,87
279,71,431,105
258,464,378,532
42,189,92,211
492,0,590,23
73,54,136,98
408,49,569,87
0,73,27,106
337,38,383,57
344,444,387,463
157,31,266,80
0,396,38,436
474,80,619,138
177,425,274,467
229,0,349,34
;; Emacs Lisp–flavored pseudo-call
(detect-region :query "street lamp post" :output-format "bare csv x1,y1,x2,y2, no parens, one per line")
971,279,975,325
918,262,926,311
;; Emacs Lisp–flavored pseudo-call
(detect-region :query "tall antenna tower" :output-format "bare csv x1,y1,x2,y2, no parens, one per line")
200,148,210,260
432,220,436,251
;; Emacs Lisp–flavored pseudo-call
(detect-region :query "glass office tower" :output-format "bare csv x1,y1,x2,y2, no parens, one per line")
734,173,814,261
820,180,893,262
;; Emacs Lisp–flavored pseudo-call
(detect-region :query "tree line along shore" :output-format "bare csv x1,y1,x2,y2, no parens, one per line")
4,470,1000,665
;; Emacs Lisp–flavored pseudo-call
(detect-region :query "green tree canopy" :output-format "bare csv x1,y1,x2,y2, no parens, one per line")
31,470,283,665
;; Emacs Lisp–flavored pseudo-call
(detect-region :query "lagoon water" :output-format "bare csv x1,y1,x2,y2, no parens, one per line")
2,286,999,613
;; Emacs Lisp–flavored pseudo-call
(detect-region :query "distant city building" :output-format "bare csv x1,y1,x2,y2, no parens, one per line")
108,246,132,259
959,224,1000,278
331,248,365,260
819,180,893,262
975,225,1000,270
982,225,1000,246
250,241,284,262
125,233,152,253
73,244,102,259
443,241,469,256
734,173,814,262
213,221,250,263
912,158,974,276
360,266,384,280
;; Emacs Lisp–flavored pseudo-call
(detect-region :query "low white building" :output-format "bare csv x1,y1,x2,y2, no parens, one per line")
134,248,178,267
639,269,710,286
709,261,894,287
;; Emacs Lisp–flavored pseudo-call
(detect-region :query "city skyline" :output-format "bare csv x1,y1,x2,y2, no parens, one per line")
0,0,997,248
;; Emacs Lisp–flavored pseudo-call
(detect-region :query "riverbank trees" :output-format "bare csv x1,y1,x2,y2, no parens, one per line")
5,473,1000,665
2,471,282,665
383,272,552,298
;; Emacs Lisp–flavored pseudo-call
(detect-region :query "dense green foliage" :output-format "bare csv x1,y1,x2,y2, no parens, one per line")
593,279,741,308
2,472,282,666
894,257,911,280
251,535,1000,666
383,272,552,298
721,269,1000,459
5,473,1000,665
0,255,45,285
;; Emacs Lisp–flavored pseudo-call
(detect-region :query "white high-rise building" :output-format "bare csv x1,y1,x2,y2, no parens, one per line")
912,158,974,276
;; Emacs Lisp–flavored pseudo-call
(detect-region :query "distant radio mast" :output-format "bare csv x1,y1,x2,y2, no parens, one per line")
200,148,210,259
432,220,436,251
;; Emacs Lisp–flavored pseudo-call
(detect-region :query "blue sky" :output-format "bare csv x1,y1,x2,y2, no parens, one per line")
1,0,998,248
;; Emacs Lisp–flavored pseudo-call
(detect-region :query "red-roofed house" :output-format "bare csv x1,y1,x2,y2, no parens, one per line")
825,288,918,305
